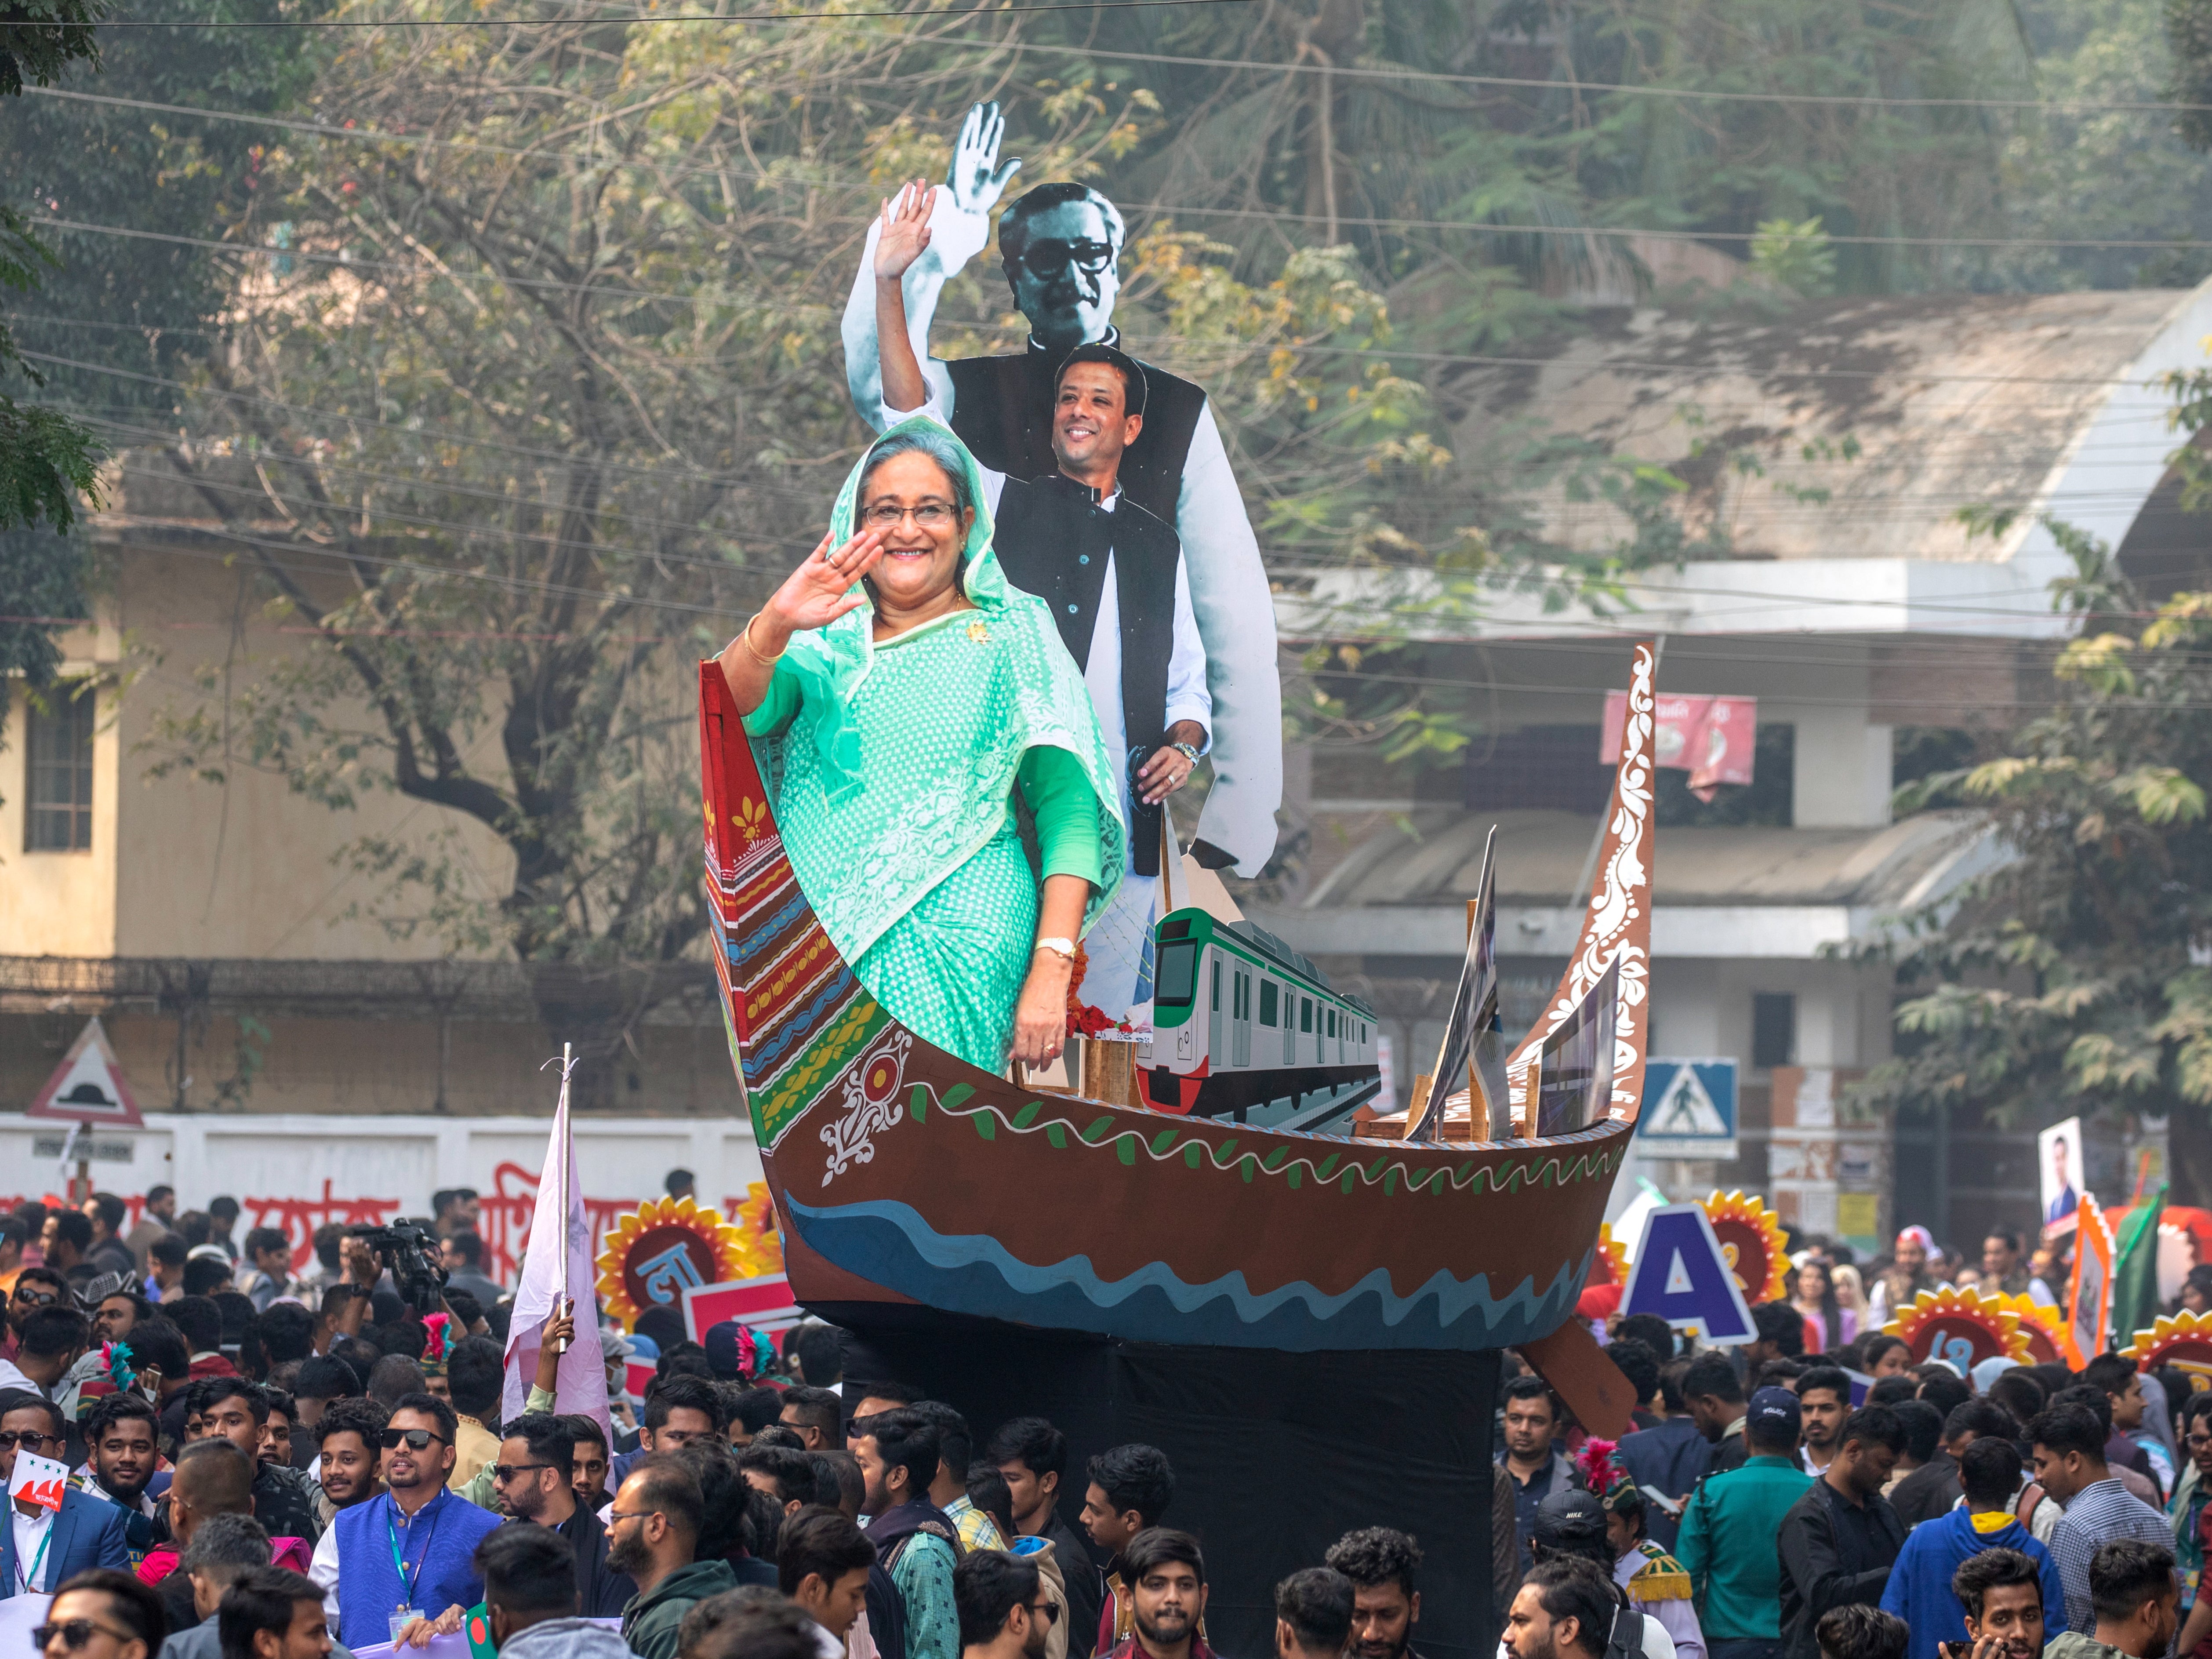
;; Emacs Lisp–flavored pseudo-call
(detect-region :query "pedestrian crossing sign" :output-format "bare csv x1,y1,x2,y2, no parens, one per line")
1637,1059,1737,1159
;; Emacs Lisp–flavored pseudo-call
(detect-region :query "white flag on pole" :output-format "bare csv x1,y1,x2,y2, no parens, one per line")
501,1048,612,1437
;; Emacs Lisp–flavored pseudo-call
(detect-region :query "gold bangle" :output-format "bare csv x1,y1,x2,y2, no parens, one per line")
740,612,786,667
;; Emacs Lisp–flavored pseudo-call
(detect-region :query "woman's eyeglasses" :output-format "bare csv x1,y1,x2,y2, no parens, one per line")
35,1620,135,1651
378,1428,446,1451
861,503,957,531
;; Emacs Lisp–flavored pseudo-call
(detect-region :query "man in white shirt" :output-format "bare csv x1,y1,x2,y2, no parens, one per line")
842,106,1279,896
871,184,1212,1021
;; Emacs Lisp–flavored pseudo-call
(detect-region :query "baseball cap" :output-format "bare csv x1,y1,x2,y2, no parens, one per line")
1747,1386,1802,1435
1532,1488,1609,1548
702,1319,746,1380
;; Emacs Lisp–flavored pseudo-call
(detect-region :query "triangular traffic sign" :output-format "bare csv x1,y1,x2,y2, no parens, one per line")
27,1017,143,1127
1649,1065,1727,1137
1621,1203,1757,1344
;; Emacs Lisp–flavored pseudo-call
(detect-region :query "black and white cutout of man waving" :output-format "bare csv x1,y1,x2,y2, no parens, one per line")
870,181,1213,1021
840,103,1282,906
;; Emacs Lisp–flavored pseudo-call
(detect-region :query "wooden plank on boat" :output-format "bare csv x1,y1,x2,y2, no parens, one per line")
1521,1316,1639,1439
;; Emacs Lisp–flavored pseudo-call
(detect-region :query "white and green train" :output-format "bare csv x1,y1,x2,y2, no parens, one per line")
1141,908,1381,1121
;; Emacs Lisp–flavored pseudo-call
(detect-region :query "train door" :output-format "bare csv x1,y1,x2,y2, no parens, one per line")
1232,968,1252,1066
1208,955,1223,1062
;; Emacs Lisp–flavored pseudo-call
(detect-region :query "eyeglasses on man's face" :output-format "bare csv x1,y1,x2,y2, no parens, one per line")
492,1463,554,1484
1017,239,1115,280
0,1428,62,1452
378,1428,446,1451
13,1287,59,1307
861,502,958,531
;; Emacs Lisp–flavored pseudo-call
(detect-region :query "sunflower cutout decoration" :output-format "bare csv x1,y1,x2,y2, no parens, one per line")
1884,1287,2033,1370
1991,1293,2067,1365
1698,1191,1790,1305
1587,1223,1631,1291
734,1182,786,1277
596,1197,762,1330
2121,1311,2212,1391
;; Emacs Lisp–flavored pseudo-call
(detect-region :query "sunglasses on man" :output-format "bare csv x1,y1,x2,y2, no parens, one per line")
0,1428,63,1452
35,1619,136,1652
11,1287,60,1306
491,1463,555,1483
378,1428,448,1451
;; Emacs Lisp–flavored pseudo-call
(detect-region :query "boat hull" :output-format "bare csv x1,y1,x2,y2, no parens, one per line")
701,659,1642,1353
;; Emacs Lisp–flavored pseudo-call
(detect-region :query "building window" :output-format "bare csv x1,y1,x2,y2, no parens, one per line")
1752,992,1795,1070
26,691,94,852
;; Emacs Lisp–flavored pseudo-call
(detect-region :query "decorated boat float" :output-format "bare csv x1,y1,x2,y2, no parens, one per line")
699,641,1661,1367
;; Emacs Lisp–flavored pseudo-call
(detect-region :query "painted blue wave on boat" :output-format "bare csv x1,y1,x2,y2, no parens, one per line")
785,1196,1589,1352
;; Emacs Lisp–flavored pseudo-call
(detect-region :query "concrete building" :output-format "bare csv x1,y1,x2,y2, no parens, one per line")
1255,280,2212,1254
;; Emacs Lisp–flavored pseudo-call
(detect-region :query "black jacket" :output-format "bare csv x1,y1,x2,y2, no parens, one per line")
1777,1478,1905,1659
1040,1509,1102,1658
551,1503,638,1618
1888,1452,1961,1530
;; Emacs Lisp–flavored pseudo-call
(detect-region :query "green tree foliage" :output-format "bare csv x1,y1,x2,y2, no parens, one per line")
1847,523,2212,1204
0,0,100,98
0,0,104,696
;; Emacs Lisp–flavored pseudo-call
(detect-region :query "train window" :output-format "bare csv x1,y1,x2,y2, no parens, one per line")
1212,958,1221,1011
1301,998,1313,1033
1259,981,1278,1026
1327,1008,1336,1037
1155,941,1199,1006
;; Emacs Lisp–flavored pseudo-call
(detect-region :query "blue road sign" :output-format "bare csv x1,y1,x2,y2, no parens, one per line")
1621,1203,1758,1345
1638,1059,1739,1159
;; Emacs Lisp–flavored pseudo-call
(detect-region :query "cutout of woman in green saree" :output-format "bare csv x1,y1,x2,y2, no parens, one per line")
716,415,1126,1071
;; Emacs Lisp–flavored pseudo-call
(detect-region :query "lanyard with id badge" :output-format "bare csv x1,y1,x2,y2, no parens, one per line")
10,1445,67,1594
386,1493,447,1644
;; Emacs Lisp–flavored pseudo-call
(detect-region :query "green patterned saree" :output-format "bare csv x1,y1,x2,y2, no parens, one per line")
743,414,1126,1070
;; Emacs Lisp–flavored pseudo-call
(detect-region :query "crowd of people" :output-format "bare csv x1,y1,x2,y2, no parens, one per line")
4,1191,2209,1659
1498,1220,2212,1659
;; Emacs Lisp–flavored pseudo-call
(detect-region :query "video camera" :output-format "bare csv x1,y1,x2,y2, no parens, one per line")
348,1222,450,1316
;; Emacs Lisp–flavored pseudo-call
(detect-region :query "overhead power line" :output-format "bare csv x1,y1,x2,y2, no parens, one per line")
92,0,1249,23
26,218,2212,389
26,88,2212,254
52,8,2212,118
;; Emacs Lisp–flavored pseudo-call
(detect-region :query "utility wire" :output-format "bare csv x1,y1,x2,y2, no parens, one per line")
46,9,2212,118
91,0,1252,23
25,220,2212,388
23,87,2212,253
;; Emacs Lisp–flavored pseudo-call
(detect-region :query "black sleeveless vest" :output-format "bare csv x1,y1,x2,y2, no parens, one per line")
945,336,1206,529
994,472,1182,877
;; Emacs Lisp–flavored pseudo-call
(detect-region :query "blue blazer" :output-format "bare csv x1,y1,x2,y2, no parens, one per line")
1,1487,132,1597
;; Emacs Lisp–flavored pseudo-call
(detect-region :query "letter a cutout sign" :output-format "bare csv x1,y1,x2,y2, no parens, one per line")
1620,1202,1758,1345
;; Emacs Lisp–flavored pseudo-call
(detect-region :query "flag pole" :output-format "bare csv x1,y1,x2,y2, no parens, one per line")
552,1042,573,1352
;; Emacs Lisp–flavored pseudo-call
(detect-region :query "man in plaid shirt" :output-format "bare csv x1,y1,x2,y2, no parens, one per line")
2033,1403,2176,1632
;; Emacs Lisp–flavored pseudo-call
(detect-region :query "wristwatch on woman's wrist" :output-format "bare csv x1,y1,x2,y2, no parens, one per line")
1033,936,1077,961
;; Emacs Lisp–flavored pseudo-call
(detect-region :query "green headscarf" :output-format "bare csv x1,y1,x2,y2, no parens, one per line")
778,411,1020,804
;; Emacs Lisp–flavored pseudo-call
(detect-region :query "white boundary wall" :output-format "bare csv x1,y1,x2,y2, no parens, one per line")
0,1111,764,1284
